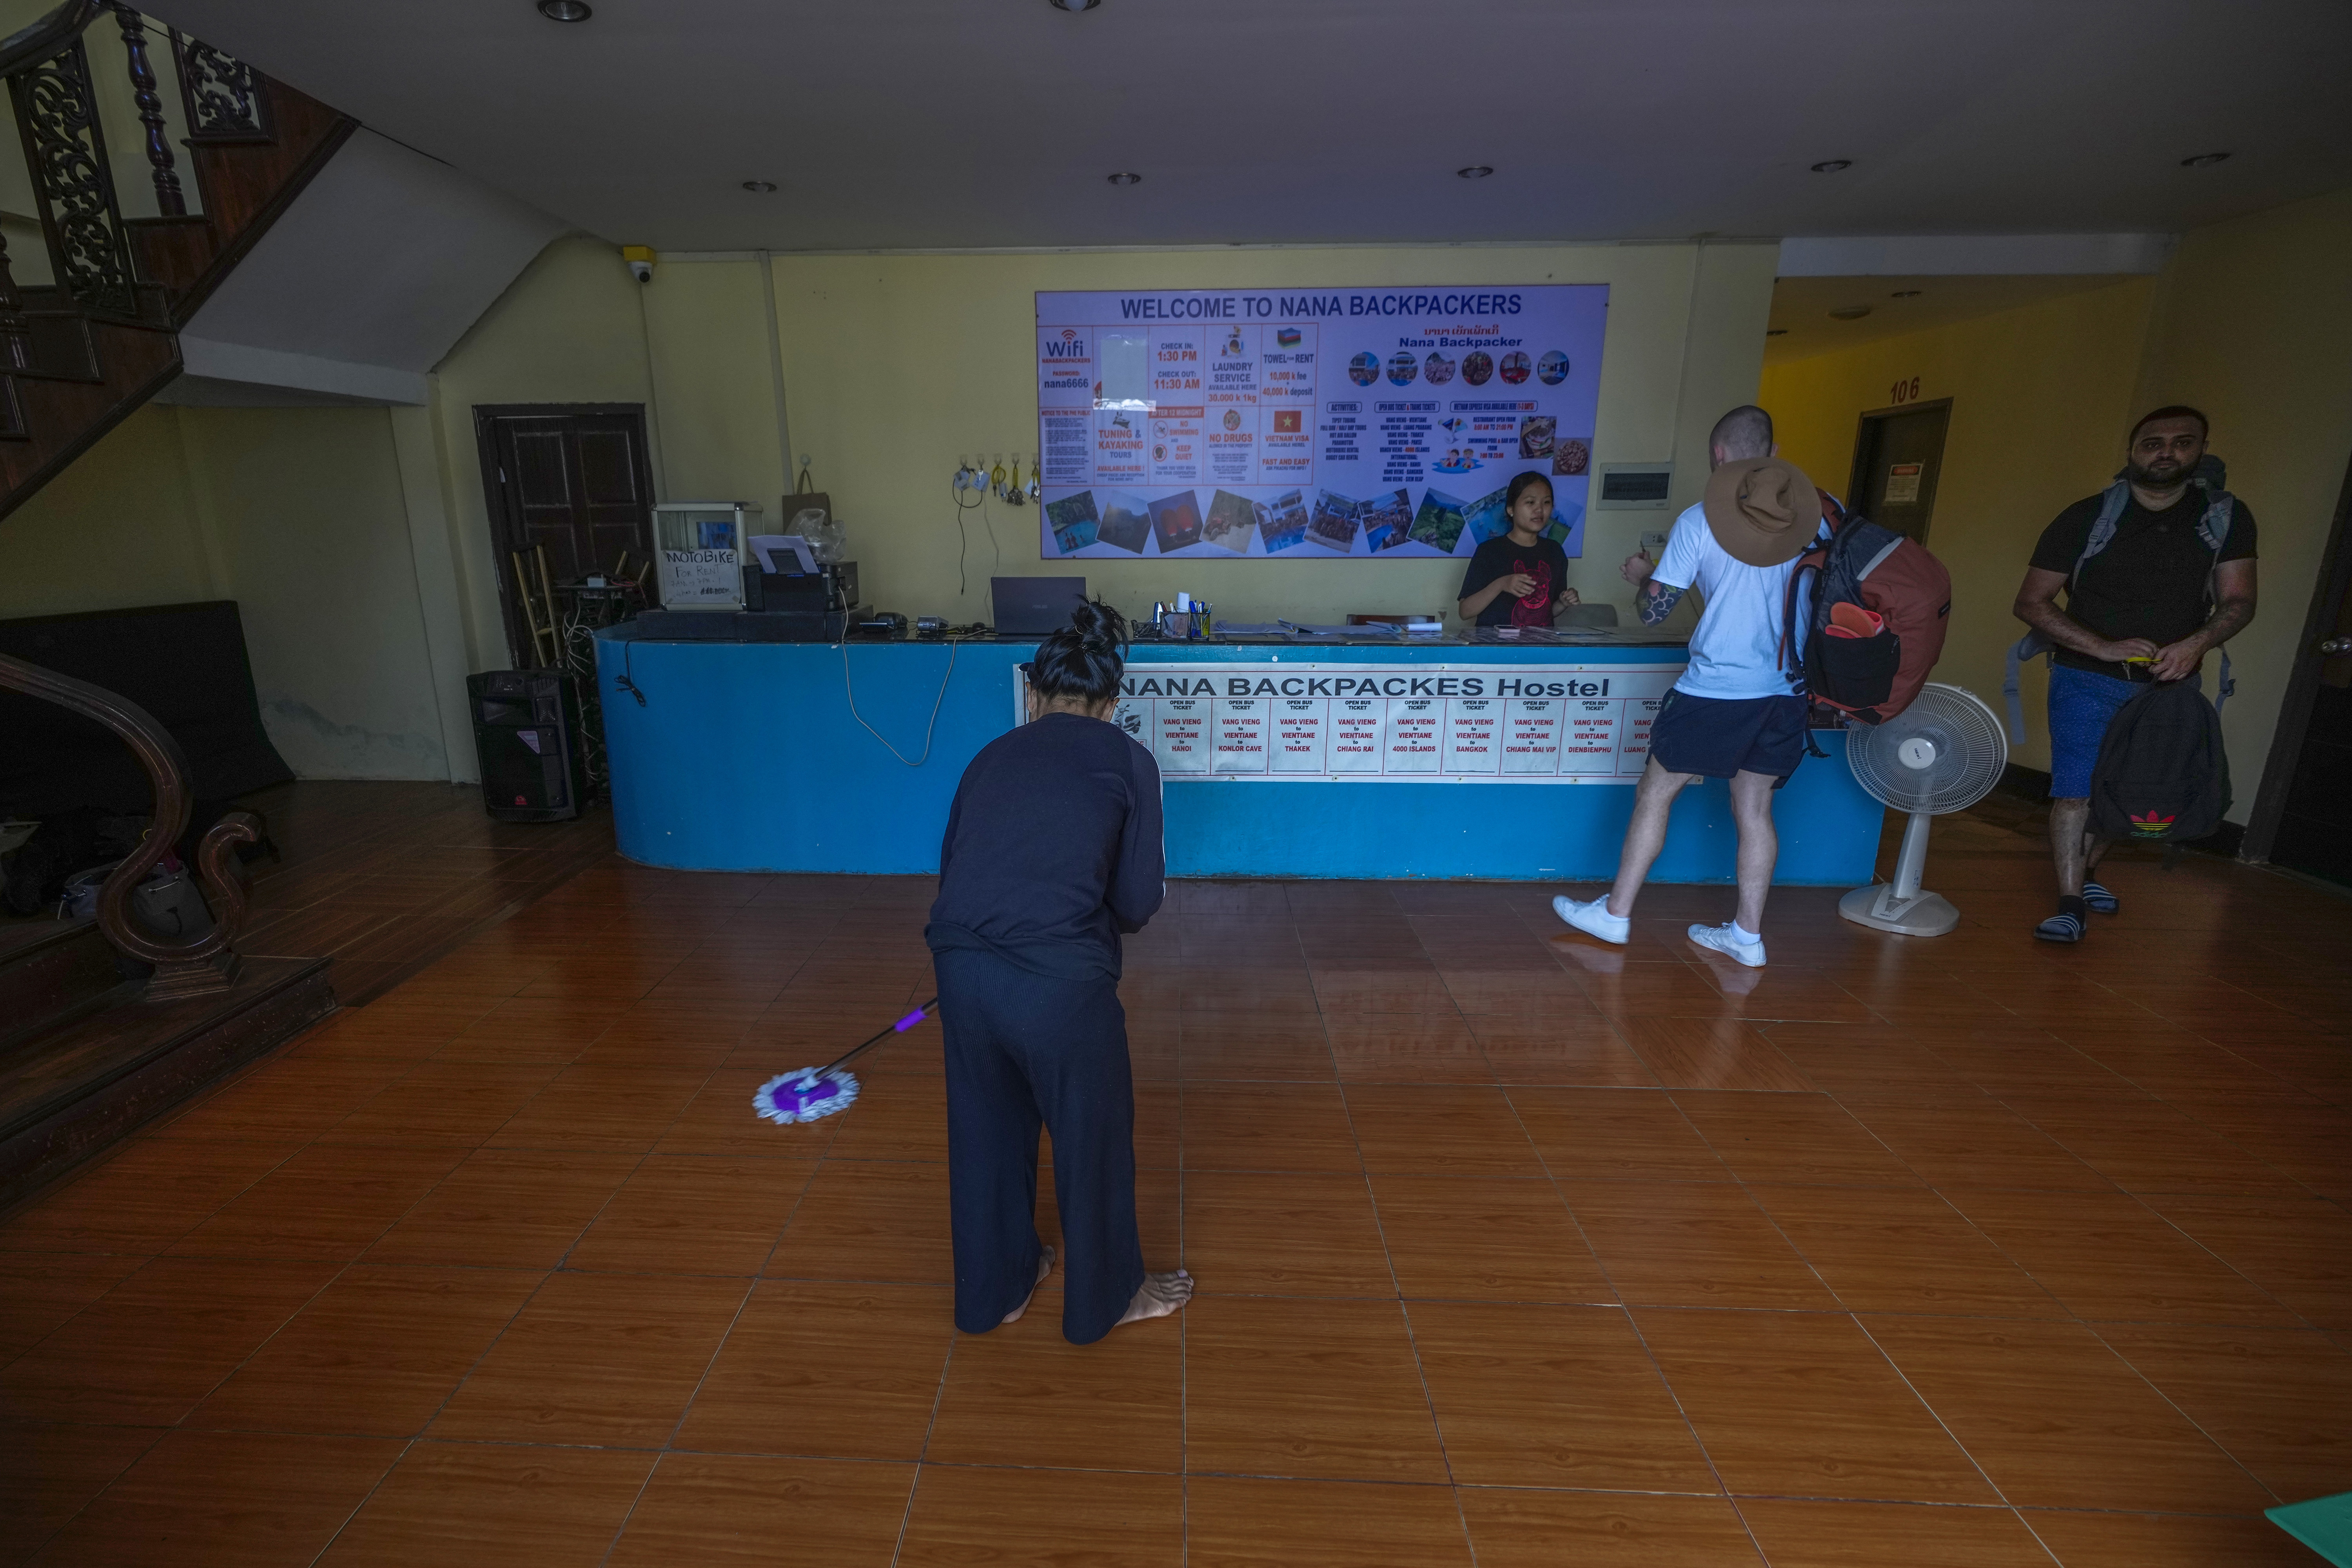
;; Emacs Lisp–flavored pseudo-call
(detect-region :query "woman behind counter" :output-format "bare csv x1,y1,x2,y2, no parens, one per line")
923,601,1193,1343
1457,470,1583,628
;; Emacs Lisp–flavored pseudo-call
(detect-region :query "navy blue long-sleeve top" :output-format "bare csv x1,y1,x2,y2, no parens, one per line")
925,711,1165,981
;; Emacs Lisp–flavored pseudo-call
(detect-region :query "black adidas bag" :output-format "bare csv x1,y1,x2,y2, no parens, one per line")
2087,679,2230,844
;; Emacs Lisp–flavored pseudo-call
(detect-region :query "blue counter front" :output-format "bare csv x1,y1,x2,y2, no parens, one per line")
594,630,1886,883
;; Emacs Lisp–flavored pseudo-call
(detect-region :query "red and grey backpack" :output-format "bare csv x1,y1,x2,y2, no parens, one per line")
1779,492,1954,724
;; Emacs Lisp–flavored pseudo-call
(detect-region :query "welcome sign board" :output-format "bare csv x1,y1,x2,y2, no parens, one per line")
1017,662,1680,782
1034,285,1607,563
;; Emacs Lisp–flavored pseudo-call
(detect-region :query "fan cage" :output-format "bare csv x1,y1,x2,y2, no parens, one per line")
1846,683,2008,814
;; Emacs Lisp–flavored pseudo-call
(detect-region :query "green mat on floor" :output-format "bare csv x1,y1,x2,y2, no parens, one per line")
2272,1493,2352,1566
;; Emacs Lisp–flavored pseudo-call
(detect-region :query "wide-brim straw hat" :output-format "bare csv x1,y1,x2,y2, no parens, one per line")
1702,457,1823,567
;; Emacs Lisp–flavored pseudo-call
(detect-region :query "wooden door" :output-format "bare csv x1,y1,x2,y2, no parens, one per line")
2254,448,2352,885
1847,401,1951,543
474,405,657,666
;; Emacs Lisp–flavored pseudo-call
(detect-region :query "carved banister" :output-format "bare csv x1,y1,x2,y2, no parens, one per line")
0,650,256,998
111,5,181,216
0,0,104,78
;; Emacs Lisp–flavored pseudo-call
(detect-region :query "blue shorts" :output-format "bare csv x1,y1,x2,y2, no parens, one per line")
2047,664,2193,798
1649,690,1807,780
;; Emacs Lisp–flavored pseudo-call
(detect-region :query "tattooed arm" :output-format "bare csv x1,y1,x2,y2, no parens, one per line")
1622,552,1686,628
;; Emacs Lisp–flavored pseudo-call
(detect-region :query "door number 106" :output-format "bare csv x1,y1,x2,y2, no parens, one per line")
1890,377,1923,403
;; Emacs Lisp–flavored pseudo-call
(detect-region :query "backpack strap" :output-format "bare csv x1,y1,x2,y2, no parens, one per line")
2070,480,2134,586
2002,630,2049,744
2196,487,2237,713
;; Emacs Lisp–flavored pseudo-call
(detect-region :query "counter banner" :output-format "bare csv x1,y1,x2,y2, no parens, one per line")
1018,661,1679,784
1034,285,1606,562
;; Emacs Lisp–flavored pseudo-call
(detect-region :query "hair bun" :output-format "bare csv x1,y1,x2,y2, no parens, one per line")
1069,600,1128,646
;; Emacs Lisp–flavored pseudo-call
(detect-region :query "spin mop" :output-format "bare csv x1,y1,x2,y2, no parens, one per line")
752,996,938,1125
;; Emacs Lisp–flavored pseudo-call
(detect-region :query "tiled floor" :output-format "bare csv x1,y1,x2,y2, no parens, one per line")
2,809,2348,1565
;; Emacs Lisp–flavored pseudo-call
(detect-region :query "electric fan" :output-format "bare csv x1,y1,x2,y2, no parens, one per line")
1839,682,2007,936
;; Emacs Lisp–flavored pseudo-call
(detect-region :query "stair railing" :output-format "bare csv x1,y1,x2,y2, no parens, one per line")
0,651,258,999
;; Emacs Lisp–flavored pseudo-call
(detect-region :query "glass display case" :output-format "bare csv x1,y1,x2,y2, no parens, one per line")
652,501,761,611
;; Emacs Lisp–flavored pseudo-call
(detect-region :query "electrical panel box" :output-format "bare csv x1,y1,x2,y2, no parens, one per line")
653,502,761,611
1594,464,1675,510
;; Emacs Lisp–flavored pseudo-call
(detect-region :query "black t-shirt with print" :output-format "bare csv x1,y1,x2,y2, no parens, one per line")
1459,535,1570,628
2029,488,2258,679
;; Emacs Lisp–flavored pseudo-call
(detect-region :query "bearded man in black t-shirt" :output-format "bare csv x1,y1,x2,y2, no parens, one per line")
2011,406,2258,942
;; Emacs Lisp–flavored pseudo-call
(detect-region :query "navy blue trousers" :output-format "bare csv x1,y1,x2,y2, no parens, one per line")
935,947,1143,1344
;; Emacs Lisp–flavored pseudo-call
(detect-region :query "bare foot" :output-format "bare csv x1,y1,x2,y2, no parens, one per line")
1001,1246,1055,1324
1114,1269,1194,1329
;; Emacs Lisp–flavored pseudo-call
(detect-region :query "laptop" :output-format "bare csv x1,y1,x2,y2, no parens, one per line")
991,576,1089,635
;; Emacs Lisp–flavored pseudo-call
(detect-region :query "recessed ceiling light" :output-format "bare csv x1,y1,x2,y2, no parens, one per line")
742,180,777,193
1766,328,1788,337
537,0,591,20
1107,171,1142,186
2180,151,2232,167
1891,289,1922,299
1457,165,1494,180
1829,305,1871,320
1049,0,1100,10
1810,159,1853,173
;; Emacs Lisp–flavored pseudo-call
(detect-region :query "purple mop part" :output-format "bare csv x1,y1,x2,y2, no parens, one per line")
752,997,938,1126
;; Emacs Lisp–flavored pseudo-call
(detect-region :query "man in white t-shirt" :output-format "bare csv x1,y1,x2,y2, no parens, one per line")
1553,405,1824,967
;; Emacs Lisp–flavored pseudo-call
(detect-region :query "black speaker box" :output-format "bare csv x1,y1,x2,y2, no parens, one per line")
468,671,588,822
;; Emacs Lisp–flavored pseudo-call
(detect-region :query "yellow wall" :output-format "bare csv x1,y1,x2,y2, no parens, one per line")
2131,188,2352,811
426,236,1780,661
1761,280,2157,773
1764,188,2352,822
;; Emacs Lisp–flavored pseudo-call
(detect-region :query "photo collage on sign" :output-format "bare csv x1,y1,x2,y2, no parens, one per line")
1034,286,1606,561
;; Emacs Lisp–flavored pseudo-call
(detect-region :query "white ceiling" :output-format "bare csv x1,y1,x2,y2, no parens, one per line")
145,0,2352,254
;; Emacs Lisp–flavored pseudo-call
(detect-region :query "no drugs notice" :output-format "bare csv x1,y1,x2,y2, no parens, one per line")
1020,662,1684,783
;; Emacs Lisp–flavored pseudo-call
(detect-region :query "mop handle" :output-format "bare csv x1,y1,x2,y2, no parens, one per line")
817,996,940,1076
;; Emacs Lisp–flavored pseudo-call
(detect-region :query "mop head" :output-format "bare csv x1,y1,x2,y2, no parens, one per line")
753,1069,860,1125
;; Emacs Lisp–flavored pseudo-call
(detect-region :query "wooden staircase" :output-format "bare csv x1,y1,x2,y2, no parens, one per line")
0,0,356,518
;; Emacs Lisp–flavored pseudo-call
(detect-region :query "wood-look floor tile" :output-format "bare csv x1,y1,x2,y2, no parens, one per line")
0,1422,164,1564
1833,1094,2112,1191
1508,1088,1728,1181
605,1453,912,1568
2006,1096,2306,1196
1469,1016,1663,1086
1457,1488,1760,1567
1620,1016,1815,1092
563,1156,816,1274
673,1279,953,1461
1372,1174,1609,1300
362,1149,639,1269
1180,1082,1363,1172
1323,1011,1491,1083
1634,1308,1998,1504
924,1302,1183,1470
1671,1091,1922,1186
426,1271,746,1446
1188,1475,1472,1568
822,1073,949,1161
1178,1020,1339,1082
1343,1085,1544,1176
2019,1507,2325,1566
1746,1184,2063,1317
319,1062,563,1148
2140,1192,2352,1332
1736,1499,2054,1566
1411,1300,1713,1490
0,1258,337,1425
0,1253,146,1361
2094,1322,2352,1501
1562,1181,1837,1310
1179,1170,1393,1296
28,1430,403,1568
147,1058,415,1143
188,1265,544,1437
315,1442,655,1567
764,1160,950,1283
1939,1187,2299,1325
163,1143,465,1262
898,1466,1179,1567
0,1140,300,1255
484,1065,709,1152
1862,1314,2276,1513
1183,1295,1448,1481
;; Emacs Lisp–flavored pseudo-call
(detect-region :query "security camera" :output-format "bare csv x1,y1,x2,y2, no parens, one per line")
621,245,656,283
627,258,653,283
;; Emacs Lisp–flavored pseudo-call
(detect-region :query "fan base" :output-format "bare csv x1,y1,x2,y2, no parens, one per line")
1839,884,1960,937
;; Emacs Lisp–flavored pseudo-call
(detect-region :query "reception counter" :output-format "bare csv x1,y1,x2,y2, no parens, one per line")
593,626,1886,882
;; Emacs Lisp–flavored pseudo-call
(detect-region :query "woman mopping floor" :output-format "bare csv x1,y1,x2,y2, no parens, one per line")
923,601,1192,1343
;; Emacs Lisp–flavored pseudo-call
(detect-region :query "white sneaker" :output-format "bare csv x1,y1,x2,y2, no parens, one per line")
1553,894,1630,945
1687,922,1766,968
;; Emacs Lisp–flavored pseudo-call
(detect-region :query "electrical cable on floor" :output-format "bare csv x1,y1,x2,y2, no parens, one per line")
841,636,960,767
